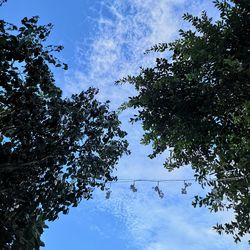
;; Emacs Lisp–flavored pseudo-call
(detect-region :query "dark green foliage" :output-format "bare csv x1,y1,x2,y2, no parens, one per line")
119,0,250,243
0,0,7,6
0,17,129,248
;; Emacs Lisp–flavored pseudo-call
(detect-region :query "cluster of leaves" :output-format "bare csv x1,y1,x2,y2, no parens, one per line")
0,17,129,248
119,0,250,243
0,0,7,7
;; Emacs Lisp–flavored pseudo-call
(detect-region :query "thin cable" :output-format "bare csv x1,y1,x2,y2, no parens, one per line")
108,174,249,184
117,178,195,183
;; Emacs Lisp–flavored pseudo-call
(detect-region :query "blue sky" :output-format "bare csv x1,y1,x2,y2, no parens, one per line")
1,0,249,249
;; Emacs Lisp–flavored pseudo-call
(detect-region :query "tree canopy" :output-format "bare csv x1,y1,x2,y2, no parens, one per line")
119,0,250,243
0,17,129,248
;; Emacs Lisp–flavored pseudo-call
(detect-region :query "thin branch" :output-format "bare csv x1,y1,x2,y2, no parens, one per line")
0,155,55,172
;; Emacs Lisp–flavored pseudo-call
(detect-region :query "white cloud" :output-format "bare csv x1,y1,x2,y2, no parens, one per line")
64,0,219,105
64,0,192,105
91,183,248,250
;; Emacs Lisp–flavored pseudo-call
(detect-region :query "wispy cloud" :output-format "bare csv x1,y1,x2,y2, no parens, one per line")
91,183,247,250
64,0,218,104
64,0,191,105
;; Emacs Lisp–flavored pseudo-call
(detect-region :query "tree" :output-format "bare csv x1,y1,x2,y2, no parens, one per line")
0,17,129,248
119,0,250,243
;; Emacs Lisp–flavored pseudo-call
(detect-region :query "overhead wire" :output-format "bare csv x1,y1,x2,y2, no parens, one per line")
108,174,249,184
